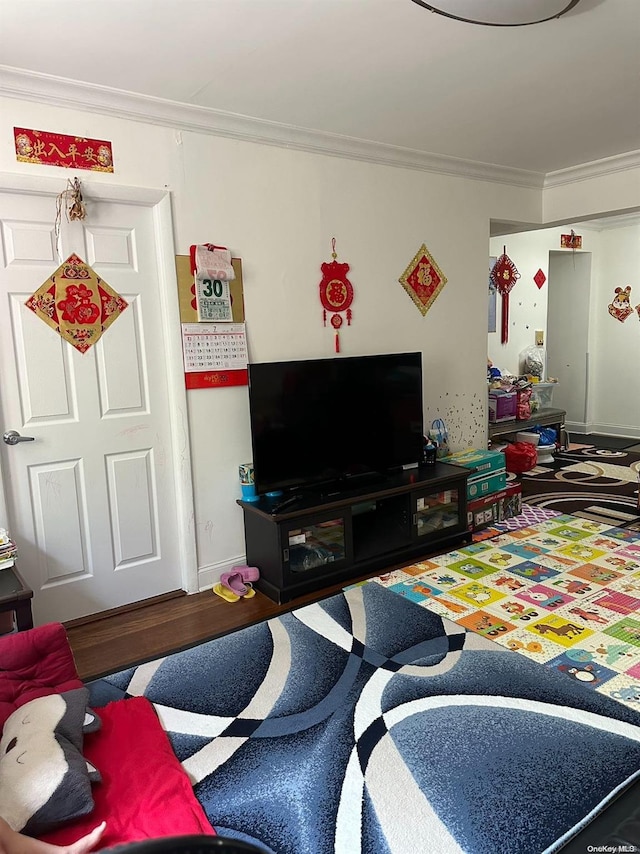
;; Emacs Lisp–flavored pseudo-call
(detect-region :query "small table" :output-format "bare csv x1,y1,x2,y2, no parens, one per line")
489,407,567,444
0,565,34,631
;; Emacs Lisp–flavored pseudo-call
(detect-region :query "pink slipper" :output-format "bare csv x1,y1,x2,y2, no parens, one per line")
233,565,260,583
220,571,249,596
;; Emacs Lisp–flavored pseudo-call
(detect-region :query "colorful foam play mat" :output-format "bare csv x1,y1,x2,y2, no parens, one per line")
373,513,640,711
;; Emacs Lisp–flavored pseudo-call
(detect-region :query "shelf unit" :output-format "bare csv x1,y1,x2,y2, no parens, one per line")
488,407,566,442
237,462,472,603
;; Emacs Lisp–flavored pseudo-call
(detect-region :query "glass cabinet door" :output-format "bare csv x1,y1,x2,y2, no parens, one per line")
283,515,348,575
413,488,461,538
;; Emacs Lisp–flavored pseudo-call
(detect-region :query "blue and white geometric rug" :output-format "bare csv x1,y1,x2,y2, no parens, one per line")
89,582,640,854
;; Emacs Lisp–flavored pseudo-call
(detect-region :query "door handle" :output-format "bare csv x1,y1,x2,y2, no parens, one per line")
3,430,35,446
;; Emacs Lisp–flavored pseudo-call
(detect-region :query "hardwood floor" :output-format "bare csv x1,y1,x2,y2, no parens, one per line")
65,440,639,682
64,569,384,682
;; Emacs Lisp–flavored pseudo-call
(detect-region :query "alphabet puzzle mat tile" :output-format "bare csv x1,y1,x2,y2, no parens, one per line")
373,512,640,711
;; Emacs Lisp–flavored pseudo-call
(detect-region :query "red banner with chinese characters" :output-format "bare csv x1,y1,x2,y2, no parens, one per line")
185,369,248,389
561,232,582,249
14,128,114,172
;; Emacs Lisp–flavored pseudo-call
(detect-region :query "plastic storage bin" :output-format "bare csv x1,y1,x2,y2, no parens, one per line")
488,389,517,422
531,382,557,411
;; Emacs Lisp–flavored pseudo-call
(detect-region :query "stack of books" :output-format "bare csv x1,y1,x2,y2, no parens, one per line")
0,528,17,570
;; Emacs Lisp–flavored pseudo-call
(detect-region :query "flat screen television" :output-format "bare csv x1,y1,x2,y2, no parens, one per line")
248,352,424,496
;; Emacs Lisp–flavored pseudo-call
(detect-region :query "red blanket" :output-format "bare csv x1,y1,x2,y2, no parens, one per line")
40,697,215,847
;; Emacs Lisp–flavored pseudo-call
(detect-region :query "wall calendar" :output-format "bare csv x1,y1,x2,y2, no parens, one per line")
181,322,248,389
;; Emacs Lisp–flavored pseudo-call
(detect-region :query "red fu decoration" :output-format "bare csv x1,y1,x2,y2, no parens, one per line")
319,238,354,353
490,246,520,344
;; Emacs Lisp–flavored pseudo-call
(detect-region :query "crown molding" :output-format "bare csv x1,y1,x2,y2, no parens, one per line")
544,150,640,188
2,66,637,191
0,65,544,189
573,211,640,231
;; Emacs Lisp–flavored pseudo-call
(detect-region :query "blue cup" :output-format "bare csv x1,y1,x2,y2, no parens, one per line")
239,463,259,502
241,482,258,501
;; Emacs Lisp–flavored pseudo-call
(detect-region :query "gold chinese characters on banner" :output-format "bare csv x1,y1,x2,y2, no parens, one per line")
25,254,128,353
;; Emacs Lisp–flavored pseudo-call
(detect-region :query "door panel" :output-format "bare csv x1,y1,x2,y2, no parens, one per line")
0,188,187,624
29,458,90,583
96,295,147,415
9,293,77,423
2,219,57,265
106,448,159,567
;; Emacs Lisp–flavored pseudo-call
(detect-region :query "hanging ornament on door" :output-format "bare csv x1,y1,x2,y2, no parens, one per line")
319,238,354,353
490,245,520,344
54,177,86,259
25,253,128,354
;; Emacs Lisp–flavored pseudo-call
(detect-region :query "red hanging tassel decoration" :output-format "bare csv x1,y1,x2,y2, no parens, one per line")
501,292,509,344
319,238,354,352
490,246,520,344
331,313,343,353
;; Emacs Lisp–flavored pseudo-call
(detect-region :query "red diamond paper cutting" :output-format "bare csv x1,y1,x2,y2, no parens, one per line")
25,254,128,353
534,269,546,289
399,243,447,316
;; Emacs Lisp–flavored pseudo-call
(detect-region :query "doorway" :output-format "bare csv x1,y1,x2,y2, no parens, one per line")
546,251,591,430
489,214,640,441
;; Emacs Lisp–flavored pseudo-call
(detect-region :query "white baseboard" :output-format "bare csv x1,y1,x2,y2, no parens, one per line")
588,423,640,440
568,421,640,440
197,553,247,593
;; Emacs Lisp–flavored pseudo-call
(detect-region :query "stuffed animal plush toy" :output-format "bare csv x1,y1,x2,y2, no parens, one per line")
0,687,100,835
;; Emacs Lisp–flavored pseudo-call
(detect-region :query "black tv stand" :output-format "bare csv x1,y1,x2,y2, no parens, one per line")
267,494,302,515
237,462,472,603
318,473,385,500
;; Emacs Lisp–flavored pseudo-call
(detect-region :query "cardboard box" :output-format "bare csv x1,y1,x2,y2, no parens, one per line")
442,448,506,477
467,481,522,530
467,470,507,501
488,389,517,423
500,481,523,520
467,493,502,530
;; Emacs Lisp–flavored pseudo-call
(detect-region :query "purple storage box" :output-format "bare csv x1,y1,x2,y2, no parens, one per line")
488,389,517,423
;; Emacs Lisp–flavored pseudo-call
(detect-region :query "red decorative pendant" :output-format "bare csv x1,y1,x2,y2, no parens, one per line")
534,269,546,290
490,246,520,344
319,238,354,353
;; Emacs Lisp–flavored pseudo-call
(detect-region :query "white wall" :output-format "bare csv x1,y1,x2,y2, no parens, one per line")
489,229,553,375
543,165,640,224
490,222,640,438
0,94,637,592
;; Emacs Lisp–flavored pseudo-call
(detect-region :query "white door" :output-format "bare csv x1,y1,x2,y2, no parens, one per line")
0,179,196,625
546,251,592,430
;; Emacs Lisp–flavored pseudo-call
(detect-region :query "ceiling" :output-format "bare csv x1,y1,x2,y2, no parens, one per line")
0,0,638,178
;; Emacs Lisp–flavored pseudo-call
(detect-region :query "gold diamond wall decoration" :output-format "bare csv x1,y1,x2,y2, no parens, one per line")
399,243,448,316
25,254,128,353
